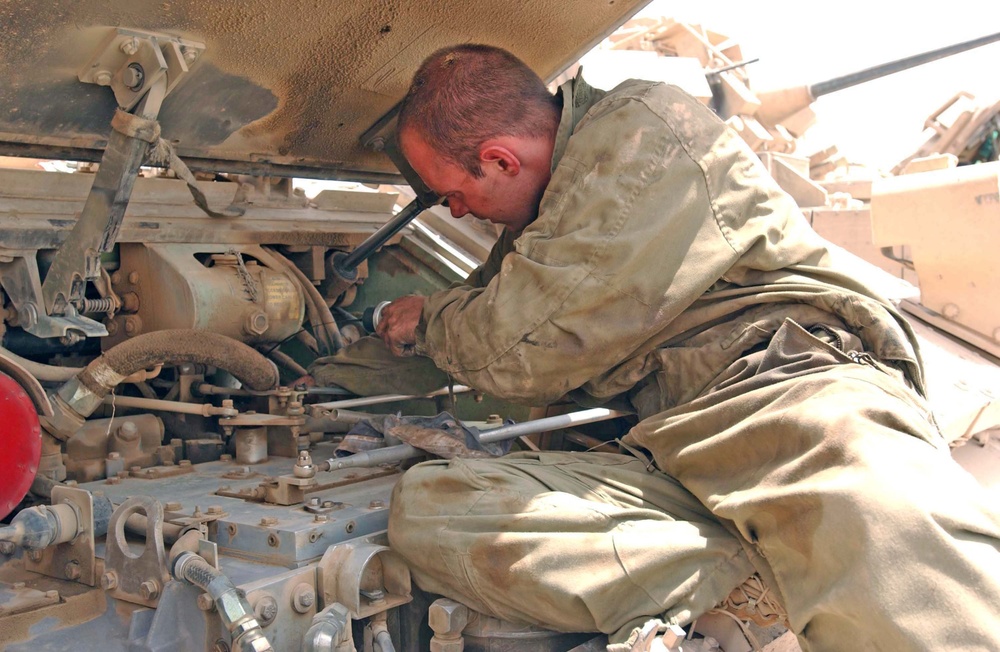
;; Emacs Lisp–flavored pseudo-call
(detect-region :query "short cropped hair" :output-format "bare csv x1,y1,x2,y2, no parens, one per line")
397,44,560,178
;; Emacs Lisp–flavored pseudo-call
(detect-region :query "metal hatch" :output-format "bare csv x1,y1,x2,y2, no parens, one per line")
0,0,651,182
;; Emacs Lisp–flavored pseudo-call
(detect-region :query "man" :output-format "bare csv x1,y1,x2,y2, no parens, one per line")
317,45,1000,649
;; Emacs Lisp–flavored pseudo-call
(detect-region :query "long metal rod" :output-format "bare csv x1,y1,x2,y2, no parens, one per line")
477,408,626,444
338,198,430,271
102,394,237,417
326,407,626,470
311,384,473,410
810,31,1000,98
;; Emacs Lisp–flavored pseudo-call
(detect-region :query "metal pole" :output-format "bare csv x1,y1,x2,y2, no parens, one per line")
310,385,473,411
325,407,626,470
810,31,1000,98
338,198,430,272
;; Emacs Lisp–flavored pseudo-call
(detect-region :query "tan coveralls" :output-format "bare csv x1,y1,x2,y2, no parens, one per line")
325,75,1000,649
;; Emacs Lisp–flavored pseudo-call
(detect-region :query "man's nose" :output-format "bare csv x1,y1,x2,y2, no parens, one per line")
447,199,469,218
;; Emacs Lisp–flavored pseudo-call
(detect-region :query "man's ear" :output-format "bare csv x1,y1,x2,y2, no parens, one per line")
480,144,520,176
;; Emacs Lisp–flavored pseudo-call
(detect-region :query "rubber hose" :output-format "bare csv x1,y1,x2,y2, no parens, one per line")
76,329,278,398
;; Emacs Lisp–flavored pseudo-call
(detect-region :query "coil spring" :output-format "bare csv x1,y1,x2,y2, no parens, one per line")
80,297,116,313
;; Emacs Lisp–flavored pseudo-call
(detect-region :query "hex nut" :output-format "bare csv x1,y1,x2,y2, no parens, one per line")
101,571,119,591
197,592,215,611
253,595,279,626
26,550,43,563
140,580,160,600
291,584,315,613
244,311,269,336
64,561,81,580
430,639,464,652
94,70,113,86
428,599,468,637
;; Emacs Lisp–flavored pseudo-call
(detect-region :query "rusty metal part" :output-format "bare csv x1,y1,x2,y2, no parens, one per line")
317,541,411,619
20,486,110,588
309,384,473,412
65,413,164,483
172,551,274,652
104,496,171,607
101,393,238,417
40,76,168,316
429,599,468,652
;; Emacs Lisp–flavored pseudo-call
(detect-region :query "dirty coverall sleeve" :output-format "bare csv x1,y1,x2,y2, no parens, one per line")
415,89,744,404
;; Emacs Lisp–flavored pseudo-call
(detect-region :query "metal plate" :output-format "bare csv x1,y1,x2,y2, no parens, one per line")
0,0,651,180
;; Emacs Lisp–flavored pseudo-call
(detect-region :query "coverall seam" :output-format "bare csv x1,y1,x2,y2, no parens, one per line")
634,91,740,259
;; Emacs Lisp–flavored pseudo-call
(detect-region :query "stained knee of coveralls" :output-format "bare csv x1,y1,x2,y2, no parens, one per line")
388,454,757,636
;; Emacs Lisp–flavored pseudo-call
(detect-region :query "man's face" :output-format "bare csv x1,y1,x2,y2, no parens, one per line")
399,128,542,233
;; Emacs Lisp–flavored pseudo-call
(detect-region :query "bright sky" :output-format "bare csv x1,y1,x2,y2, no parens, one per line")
634,0,1000,171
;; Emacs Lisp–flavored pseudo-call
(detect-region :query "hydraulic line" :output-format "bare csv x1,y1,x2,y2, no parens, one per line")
172,551,274,652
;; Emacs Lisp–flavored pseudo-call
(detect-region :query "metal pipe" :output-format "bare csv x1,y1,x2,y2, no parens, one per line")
102,394,237,417
705,58,759,77
477,408,626,444
810,31,1000,97
172,551,274,652
0,346,81,382
310,385,472,411
324,407,626,470
338,198,430,272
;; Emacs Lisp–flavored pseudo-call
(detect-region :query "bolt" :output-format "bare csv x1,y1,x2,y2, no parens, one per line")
45,590,59,600
322,501,335,508
220,454,233,462
197,592,216,611
130,466,141,474
101,571,119,590
369,500,385,509
213,640,230,652
106,477,121,485
179,459,192,467
486,414,502,425
139,580,160,601
253,595,278,626
17,303,38,329
244,310,269,336
182,46,199,64
207,505,222,515
106,320,119,335
291,584,315,613
117,420,139,441
128,271,140,284
428,598,469,638
94,70,113,86
120,37,139,55
164,501,182,511
0,541,15,555
313,514,328,523
124,315,141,336
260,517,278,526
308,497,320,507
27,550,43,563
64,561,81,580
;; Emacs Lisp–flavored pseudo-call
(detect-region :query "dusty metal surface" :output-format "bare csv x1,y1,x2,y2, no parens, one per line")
0,0,650,180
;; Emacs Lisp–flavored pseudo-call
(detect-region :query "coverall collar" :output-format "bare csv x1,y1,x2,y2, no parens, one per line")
551,69,606,174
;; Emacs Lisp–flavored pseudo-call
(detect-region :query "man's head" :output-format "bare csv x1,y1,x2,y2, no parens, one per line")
397,44,560,232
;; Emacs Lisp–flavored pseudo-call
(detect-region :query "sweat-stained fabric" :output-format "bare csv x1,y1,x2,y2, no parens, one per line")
383,72,1000,650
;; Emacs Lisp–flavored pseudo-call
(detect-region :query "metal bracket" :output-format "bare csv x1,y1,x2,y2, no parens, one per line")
317,541,412,619
24,486,98,587
104,496,171,607
41,28,203,317
0,254,107,340
78,27,204,111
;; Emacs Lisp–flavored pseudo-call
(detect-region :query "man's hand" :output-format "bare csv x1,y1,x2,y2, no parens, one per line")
376,295,425,357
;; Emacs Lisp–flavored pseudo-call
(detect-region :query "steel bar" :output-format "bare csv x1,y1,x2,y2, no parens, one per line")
311,385,473,410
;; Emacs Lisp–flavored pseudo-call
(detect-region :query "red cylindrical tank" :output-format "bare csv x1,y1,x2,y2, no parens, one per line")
0,371,41,520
